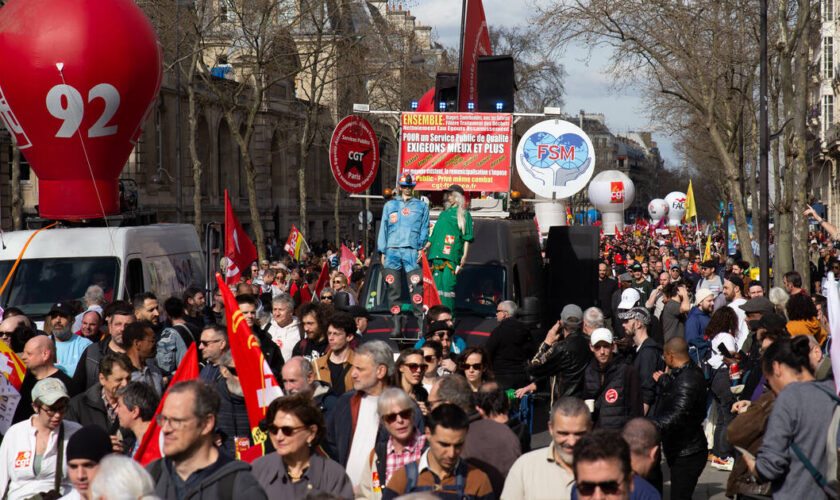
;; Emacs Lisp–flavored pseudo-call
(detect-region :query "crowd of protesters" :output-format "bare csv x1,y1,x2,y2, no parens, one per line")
0,210,840,500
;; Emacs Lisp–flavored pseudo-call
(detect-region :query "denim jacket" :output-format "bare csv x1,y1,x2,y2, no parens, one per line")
377,197,430,253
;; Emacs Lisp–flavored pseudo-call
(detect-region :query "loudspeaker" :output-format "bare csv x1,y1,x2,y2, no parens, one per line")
546,226,600,321
477,55,515,113
435,72,458,112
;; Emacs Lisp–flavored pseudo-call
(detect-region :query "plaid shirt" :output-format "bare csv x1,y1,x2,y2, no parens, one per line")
385,431,426,481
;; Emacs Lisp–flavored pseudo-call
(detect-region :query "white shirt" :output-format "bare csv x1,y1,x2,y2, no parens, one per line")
501,442,574,500
346,394,379,487
267,318,300,362
0,418,81,500
709,332,737,370
58,489,82,500
728,297,749,349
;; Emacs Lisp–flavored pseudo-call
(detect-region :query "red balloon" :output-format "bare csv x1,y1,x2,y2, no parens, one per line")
0,0,162,219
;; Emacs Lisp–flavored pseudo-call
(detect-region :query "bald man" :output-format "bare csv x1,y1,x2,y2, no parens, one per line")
0,314,32,352
650,337,708,500
12,335,77,423
622,417,663,494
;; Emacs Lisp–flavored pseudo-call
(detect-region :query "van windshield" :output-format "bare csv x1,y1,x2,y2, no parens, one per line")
363,264,505,318
0,258,120,319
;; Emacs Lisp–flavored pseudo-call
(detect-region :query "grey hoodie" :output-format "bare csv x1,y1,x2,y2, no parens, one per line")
755,378,836,498
147,452,266,500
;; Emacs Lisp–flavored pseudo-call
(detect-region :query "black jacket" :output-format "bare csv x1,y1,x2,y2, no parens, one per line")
651,361,708,458
214,377,251,458
485,318,531,376
630,337,665,406
582,357,643,429
598,277,619,318
527,330,592,400
66,382,117,433
252,325,284,380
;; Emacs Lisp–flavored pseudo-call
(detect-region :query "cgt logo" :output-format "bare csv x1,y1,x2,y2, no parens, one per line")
610,182,625,203
14,451,31,468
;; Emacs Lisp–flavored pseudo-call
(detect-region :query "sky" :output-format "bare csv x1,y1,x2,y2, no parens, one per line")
407,0,682,168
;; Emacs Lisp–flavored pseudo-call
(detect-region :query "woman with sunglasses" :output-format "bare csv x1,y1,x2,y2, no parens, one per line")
393,349,429,414
0,378,81,499
356,388,427,499
456,346,494,392
331,273,357,306
251,392,353,498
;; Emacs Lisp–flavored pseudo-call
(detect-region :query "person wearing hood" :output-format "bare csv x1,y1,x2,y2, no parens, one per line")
784,292,827,346
216,351,251,458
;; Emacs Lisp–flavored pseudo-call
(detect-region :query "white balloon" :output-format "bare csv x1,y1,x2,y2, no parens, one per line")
588,170,635,234
664,192,687,226
648,198,669,224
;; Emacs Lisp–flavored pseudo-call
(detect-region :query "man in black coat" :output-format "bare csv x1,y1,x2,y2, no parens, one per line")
581,328,643,429
598,261,619,326
620,307,664,415
651,337,709,500
484,301,532,390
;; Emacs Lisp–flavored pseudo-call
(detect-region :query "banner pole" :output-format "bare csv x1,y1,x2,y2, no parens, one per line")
456,0,467,111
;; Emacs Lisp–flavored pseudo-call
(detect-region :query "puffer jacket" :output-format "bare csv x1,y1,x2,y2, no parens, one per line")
215,377,251,458
651,361,708,459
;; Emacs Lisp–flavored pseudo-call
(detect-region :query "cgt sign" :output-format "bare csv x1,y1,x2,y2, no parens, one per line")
610,182,625,203
329,116,380,194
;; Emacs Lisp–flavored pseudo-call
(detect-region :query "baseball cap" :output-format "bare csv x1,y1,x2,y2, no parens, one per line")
670,263,680,270
741,297,774,316
398,174,416,187
560,304,583,328
694,288,714,306
32,378,69,406
701,260,716,269
444,184,465,196
67,425,112,463
630,263,643,272
618,273,633,284
618,306,650,325
49,302,75,318
617,288,641,309
348,305,371,320
590,328,614,346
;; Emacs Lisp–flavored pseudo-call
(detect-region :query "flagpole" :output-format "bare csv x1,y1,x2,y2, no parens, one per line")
456,0,467,111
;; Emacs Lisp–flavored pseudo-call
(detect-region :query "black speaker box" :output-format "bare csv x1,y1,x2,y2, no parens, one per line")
545,226,600,320
477,55,515,113
435,72,458,112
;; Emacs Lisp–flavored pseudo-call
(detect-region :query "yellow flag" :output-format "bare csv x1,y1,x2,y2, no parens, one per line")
702,234,712,261
685,180,698,221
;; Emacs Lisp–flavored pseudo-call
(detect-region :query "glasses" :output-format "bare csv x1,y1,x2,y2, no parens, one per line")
461,363,483,371
268,424,306,436
40,403,68,416
383,409,413,424
577,480,623,496
424,355,436,363
225,366,237,376
403,363,426,373
200,339,222,346
321,295,334,301
155,414,197,430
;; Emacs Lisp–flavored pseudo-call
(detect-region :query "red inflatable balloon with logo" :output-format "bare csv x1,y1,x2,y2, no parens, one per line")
0,0,162,219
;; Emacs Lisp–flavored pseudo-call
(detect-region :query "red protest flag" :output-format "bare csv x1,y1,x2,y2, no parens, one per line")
338,244,358,278
135,343,200,466
216,273,283,462
457,0,492,111
614,225,623,242
313,261,330,300
224,190,258,285
421,253,442,308
416,88,435,112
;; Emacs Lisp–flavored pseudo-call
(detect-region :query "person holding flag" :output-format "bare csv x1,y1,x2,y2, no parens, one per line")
377,174,430,336
424,185,474,312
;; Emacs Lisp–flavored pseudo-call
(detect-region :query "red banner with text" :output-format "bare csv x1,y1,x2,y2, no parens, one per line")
399,112,512,192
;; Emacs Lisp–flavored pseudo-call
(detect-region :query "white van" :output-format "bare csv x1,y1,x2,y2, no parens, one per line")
0,224,205,321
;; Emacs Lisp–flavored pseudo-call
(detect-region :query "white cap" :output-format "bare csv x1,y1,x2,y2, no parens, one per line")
617,288,641,310
590,328,614,346
694,288,715,306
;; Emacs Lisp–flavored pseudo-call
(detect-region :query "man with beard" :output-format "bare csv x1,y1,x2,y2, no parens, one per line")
73,303,135,391
292,302,329,361
216,351,252,459
501,397,592,500
51,302,93,377
123,322,165,397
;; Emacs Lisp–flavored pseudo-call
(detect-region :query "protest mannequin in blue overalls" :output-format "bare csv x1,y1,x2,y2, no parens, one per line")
377,174,430,336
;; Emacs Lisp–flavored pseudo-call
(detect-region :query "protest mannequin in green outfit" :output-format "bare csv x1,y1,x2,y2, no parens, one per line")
424,184,474,310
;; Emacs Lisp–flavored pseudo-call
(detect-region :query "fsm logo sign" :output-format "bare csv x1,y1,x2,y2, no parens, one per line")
515,120,596,199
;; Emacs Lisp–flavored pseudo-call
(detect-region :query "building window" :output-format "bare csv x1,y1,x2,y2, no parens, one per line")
8,147,31,182
825,37,834,79
824,95,834,135
824,0,834,21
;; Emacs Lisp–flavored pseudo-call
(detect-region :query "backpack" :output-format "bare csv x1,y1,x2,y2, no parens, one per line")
404,460,467,499
790,382,840,499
